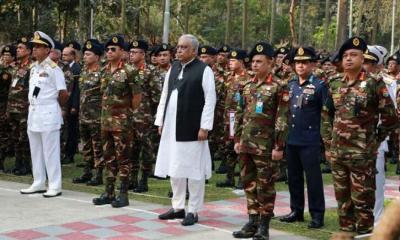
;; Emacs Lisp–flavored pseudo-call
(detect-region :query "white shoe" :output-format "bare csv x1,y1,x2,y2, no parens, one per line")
43,189,62,198
20,185,47,194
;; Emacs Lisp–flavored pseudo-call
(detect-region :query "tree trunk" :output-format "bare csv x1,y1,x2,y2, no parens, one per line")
289,0,297,46
184,0,191,33
135,0,141,37
242,0,248,49
79,0,85,42
270,0,276,43
354,0,365,36
371,0,380,44
121,0,126,35
225,0,232,44
335,0,348,48
298,0,305,45
323,0,330,49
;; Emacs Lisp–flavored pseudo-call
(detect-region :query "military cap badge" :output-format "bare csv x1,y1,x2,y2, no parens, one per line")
232,51,237,57
394,55,398,59
223,46,227,51
112,37,119,44
34,32,40,40
162,45,167,50
280,48,285,53
69,43,74,47
353,38,360,47
5,47,9,51
201,47,206,53
244,57,249,63
86,42,92,49
298,47,304,55
132,41,138,47
256,45,263,53
21,37,27,43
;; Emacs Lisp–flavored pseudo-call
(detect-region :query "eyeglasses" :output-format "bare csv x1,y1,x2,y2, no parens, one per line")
106,47,117,52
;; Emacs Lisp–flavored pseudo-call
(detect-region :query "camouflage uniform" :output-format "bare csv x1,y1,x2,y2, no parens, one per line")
210,64,228,165
219,70,249,186
130,63,160,191
101,61,141,195
234,73,288,216
327,71,398,233
78,67,104,177
0,64,13,168
6,59,31,173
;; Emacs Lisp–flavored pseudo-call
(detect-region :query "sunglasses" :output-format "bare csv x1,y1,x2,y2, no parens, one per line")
106,47,117,52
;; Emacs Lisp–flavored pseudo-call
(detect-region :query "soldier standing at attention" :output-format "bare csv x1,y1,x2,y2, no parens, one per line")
216,48,248,189
279,46,330,229
20,31,68,197
72,39,104,186
216,45,231,72
128,39,160,193
92,35,142,208
232,42,288,240
328,37,398,234
6,37,32,175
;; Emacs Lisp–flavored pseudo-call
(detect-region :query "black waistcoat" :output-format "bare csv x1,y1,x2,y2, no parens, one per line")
163,58,207,141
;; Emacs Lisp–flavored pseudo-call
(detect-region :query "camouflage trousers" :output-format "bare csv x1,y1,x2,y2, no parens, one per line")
8,113,30,169
239,153,279,216
131,126,156,175
102,129,133,183
224,140,238,170
331,158,376,233
80,122,104,170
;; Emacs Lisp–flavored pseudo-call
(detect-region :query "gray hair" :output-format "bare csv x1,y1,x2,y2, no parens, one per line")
179,34,199,54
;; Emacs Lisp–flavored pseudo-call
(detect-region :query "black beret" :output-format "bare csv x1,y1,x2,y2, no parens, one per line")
65,40,81,51
17,36,32,49
198,45,217,55
52,39,64,51
228,48,247,60
386,53,400,65
338,37,367,60
275,47,289,56
1,45,16,57
249,41,275,59
321,55,332,65
330,51,340,64
129,40,149,51
105,35,125,49
154,43,170,55
217,45,231,53
293,46,317,61
82,39,104,56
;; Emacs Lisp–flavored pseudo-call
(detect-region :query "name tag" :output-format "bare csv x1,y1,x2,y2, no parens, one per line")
229,111,235,139
255,101,263,113
11,78,19,88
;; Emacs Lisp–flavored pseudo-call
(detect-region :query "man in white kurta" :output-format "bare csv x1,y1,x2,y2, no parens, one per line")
155,34,216,226
20,31,68,198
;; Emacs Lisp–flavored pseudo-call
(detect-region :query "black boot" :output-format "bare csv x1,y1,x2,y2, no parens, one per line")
128,171,138,190
87,168,103,186
133,172,149,193
232,214,259,238
216,161,227,174
396,162,400,175
216,171,235,188
321,162,331,174
253,215,270,240
93,182,115,205
73,168,93,184
112,181,130,208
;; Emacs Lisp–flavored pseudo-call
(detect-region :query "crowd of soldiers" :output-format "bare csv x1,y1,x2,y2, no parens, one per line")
1,31,400,238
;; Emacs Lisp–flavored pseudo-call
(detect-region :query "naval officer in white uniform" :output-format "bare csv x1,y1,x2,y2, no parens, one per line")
20,31,69,197
155,34,216,226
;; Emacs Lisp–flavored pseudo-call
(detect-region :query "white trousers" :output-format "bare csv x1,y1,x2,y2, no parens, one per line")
28,129,62,191
374,147,386,224
171,177,205,213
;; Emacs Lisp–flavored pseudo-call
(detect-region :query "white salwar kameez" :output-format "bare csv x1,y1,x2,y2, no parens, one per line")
374,77,397,224
154,58,216,213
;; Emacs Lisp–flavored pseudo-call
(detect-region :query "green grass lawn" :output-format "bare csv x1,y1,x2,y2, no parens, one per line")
1,155,398,240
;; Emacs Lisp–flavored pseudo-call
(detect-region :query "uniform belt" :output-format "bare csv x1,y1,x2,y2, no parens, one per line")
31,99,58,105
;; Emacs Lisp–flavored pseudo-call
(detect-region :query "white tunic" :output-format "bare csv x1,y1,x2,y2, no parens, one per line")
28,57,66,132
154,59,216,180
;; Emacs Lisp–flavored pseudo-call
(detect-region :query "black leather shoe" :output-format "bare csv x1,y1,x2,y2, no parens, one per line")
396,164,400,175
308,218,324,229
92,193,115,205
159,208,185,220
279,211,304,222
233,214,259,238
181,213,198,226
